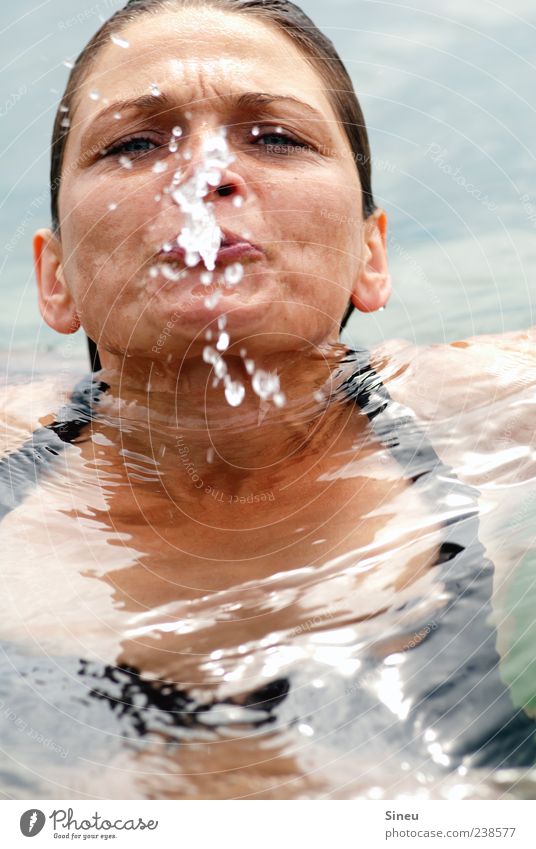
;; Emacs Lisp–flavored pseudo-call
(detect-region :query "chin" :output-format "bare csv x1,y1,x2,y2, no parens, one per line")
149,288,269,331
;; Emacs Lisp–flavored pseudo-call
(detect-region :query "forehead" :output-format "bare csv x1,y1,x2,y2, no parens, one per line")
76,7,339,122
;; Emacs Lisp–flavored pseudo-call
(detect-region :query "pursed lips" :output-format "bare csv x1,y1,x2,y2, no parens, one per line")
156,229,265,268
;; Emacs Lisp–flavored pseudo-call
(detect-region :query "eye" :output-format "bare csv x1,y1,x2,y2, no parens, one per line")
251,128,313,155
102,135,162,158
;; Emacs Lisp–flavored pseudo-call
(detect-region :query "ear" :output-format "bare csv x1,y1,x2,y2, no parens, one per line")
33,228,80,334
350,208,391,312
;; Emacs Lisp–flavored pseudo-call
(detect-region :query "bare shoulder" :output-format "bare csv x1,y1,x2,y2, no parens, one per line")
369,330,536,423
0,376,71,456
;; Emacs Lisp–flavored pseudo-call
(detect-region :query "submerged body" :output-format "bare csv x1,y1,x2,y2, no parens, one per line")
1,334,536,799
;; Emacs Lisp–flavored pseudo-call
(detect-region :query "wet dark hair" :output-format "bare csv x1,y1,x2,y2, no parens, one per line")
50,0,377,333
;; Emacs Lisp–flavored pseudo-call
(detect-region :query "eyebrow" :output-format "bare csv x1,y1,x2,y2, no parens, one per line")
79,90,327,150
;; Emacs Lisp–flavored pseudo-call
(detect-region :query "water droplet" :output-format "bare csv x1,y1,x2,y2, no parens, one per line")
252,369,280,400
216,331,229,352
169,140,178,153
232,196,244,208
89,90,100,101
203,346,217,364
111,34,130,48
108,202,117,211
206,169,221,186
206,447,215,463
149,267,159,278
239,348,247,358
205,329,213,340
60,116,70,128
204,291,221,309
224,263,244,286
63,58,75,69
183,150,192,160
162,241,172,252
185,110,192,119
185,251,200,267
251,125,260,136
59,104,69,113
172,126,183,138
150,83,161,96
200,271,213,285
217,315,227,329
272,391,286,407
215,358,227,379
244,358,255,375
119,155,133,169
313,390,325,403
224,380,245,407
154,193,162,202
161,264,184,281
114,112,122,120
152,161,167,173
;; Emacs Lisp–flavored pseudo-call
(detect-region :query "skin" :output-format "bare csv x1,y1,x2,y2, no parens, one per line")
26,7,442,632
34,11,389,348
33,6,392,486
13,6,536,795
28,6,536,619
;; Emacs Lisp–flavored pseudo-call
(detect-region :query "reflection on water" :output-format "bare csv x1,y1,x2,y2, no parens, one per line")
1,343,536,799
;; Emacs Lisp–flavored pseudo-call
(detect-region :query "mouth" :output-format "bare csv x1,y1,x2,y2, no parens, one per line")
156,229,265,268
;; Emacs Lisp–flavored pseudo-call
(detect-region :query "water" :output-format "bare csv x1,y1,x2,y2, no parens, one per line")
1,342,536,799
1,0,536,800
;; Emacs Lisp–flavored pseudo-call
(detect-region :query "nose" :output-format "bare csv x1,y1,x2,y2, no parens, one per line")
178,127,248,206
213,182,237,198
203,166,247,206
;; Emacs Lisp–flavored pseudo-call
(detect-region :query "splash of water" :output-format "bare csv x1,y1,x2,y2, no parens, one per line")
170,126,234,272
147,122,286,411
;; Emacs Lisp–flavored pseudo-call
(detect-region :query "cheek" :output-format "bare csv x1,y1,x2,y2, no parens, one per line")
264,173,361,254
261,176,362,309
261,174,363,287
62,167,157,240
60,172,156,289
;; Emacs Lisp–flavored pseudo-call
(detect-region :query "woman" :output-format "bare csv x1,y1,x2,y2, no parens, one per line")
2,0,536,799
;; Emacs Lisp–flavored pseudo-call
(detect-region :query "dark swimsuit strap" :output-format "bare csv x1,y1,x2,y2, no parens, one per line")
339,346,480,551
0,375,108,522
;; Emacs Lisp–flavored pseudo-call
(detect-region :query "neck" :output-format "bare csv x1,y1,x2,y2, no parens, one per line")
92,341,358,497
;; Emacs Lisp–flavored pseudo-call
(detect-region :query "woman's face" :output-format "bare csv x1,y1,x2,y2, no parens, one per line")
36,7,390,360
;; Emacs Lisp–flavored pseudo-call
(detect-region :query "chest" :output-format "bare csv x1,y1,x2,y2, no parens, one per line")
0,437,442,668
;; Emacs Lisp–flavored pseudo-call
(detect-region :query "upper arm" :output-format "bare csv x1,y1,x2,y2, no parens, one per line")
0,378,67,458
371,331,536,426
